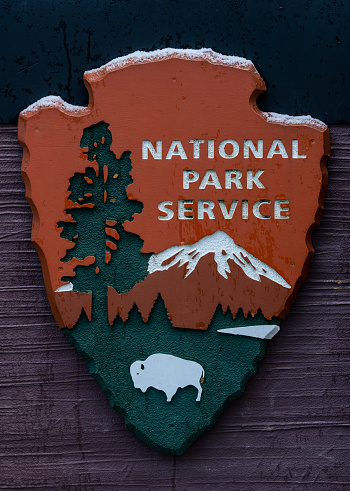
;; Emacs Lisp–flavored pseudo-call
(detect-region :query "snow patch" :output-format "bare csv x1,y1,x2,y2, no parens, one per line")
263,111,327,130
21,95,87,116
84,48,258,80
148,230,291,289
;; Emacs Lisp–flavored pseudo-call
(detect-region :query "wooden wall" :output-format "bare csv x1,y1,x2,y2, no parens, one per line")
0,124,349,489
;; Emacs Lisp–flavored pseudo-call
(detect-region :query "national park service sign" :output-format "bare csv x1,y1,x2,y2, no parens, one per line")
18,48,330,454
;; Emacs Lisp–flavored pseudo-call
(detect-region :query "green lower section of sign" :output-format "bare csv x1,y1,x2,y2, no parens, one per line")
59,120,279,453
64,297,276,454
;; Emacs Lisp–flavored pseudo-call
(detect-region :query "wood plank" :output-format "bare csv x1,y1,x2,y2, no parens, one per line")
0,124,349,489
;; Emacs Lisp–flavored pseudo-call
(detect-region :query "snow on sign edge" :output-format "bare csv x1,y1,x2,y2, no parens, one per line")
83,47,260,81
21,95,88,117
20,47,326,131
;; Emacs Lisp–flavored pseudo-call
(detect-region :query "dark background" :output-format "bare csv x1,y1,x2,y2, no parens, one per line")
1,1,350,489
1,0,350,123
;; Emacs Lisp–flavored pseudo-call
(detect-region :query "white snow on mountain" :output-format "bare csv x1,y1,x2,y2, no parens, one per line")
148,230,291,289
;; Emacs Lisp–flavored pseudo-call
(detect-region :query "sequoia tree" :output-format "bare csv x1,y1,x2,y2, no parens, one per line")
58,121,151,297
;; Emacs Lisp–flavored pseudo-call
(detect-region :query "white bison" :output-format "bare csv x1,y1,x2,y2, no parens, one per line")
130,353,205,402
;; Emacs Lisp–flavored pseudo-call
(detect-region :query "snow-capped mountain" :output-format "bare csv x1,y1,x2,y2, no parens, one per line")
148,230,291,289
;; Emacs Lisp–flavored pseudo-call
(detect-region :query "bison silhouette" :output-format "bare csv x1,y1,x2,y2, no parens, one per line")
130,353,205,402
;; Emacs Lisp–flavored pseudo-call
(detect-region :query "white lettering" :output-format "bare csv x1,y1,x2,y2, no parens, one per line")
244,139,263,158
218,200,238,219
242,200,249,219
157,199,291,221
166,141,188,159
292,139,306,159
274,200,290,219
158,201,173,220
247,169,265,189
253,200,271,219
178,200,193,219
208,139,215,159
218,139,239,159
225,170,243,189
183,170,199,189
267,139,288,158
189,139,205,159
143,138,304,161
198,200,215,219
199,170,222,189
142,140,162,159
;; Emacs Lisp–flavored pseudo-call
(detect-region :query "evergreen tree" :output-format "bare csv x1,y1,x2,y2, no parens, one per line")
58,121,151,295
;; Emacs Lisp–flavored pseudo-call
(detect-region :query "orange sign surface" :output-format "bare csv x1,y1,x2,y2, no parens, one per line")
18,49,330,331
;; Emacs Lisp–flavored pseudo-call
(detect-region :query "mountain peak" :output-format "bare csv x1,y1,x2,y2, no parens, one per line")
148,231,291,289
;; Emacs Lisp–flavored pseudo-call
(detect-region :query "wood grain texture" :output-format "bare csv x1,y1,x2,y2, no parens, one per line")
0,124,349,489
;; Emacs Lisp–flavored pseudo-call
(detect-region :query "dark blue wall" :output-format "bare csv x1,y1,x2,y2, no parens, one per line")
1,0,350,123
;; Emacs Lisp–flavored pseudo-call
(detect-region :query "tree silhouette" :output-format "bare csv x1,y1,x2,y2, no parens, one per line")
58,121,151,295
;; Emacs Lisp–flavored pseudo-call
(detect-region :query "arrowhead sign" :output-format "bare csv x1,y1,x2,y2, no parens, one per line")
18,49,330,454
